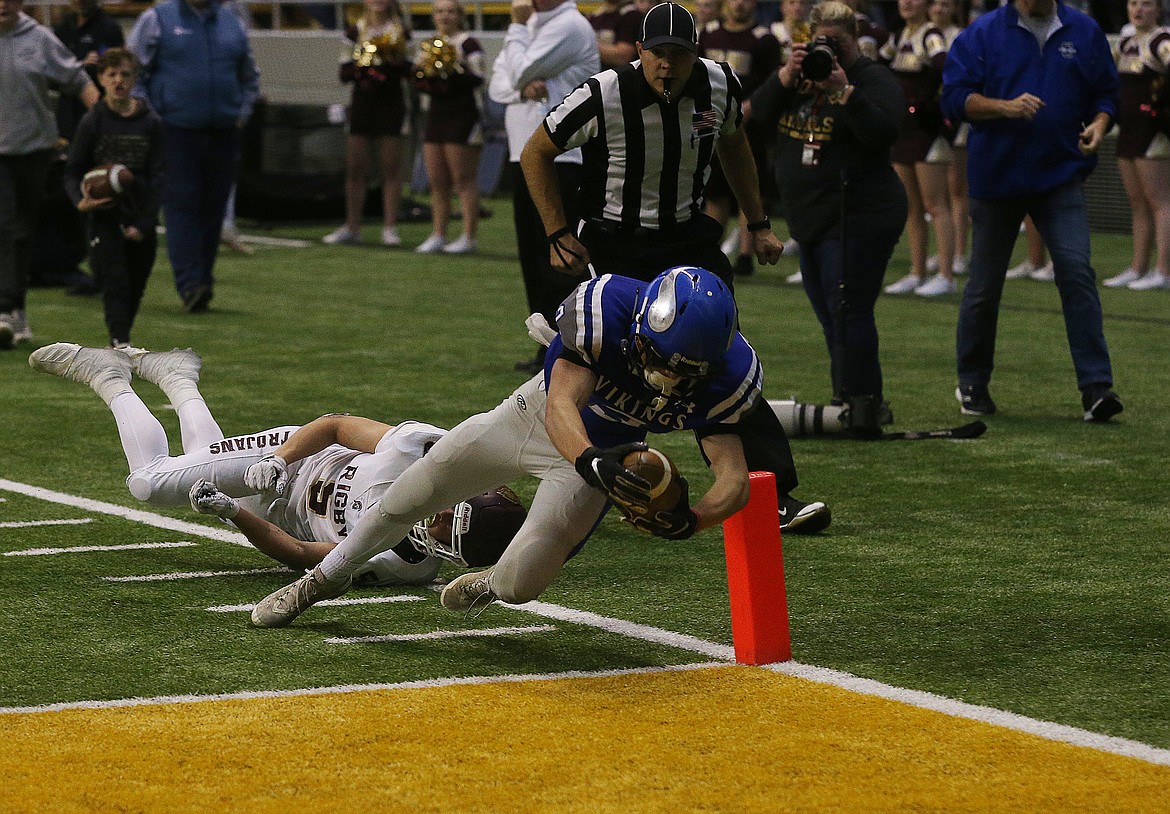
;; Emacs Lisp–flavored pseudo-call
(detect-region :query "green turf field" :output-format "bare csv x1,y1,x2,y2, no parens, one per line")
1,200,1167,754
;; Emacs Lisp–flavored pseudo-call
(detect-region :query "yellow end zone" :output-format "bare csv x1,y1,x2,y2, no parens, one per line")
3,665,1168,813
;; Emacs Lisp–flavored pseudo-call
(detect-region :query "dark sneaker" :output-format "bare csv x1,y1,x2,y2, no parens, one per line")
734,254,755,278
1081,387,1123,423
181,284,213,313
955,384,996,415
778,495,831,534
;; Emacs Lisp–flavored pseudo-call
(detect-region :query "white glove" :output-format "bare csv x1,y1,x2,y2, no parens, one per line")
189,479,240,519
525,313,556,348
244,454,288,495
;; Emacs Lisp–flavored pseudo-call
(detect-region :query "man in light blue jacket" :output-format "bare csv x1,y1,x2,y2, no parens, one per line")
129,0,258,314
941,0,1122,423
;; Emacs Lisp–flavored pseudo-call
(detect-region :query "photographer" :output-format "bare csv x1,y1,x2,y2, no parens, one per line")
750,0,906,437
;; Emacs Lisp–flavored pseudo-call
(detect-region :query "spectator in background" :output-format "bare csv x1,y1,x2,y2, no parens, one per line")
321,0,410,247
881,0,956,298
53,0,123,140
64,49,164,350
413,0,485,255
590,0,639,67
128,0,259,314
699,0,782,279
842,0,891,59
1107,0,1170,291
942,0,1123,422
928,0,969,278
752,0,906,436
0,0,99,349
489,0,598,374
1005,214,1053,279
694,0,723,27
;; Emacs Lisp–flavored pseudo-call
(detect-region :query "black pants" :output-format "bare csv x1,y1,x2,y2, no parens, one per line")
579,213,798,495
88,217,157,345
0,151,54,313
512,161,586,328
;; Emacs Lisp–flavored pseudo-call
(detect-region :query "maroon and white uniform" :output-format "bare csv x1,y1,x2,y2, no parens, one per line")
416,31,486,146
699,20,781,98
1115,26,1170,159
880,22,948,164
590,3,639,54
340,17,411,137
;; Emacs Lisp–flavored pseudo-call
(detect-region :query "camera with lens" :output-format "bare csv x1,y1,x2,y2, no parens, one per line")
800,35,841,82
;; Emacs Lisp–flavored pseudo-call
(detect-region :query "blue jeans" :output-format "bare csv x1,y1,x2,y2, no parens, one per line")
799,225,901,399
958,180,1113,392
162,125,239,298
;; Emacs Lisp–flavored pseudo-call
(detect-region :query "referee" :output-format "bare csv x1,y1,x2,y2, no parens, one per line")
520,2,830,534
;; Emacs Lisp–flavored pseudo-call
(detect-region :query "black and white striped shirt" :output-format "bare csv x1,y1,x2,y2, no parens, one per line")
543,57,744,231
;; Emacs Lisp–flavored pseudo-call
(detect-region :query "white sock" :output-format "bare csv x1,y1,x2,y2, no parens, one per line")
110,392,169,473
176,398,224,454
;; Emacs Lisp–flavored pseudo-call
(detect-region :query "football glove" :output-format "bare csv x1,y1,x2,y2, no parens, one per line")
189,479,240,519
574,443,652,510
621,474,698,540
244,454,288,495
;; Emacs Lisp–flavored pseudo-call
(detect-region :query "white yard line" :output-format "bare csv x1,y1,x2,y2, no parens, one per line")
104,567,293,583
0,479,251,547
4,541,196,557
3,478,1169,767
326,624,557,645
208,595,427,613
0,518,93,528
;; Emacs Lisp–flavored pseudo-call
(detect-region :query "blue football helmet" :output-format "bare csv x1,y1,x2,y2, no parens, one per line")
627,266,737,401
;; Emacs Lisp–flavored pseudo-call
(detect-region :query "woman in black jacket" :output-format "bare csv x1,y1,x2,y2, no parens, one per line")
751,0,907,436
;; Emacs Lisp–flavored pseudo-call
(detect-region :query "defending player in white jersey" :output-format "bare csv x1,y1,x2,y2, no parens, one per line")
249,266,764,628
28,343,526,585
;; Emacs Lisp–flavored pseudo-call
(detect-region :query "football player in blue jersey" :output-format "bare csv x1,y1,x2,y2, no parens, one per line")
250,266,774,627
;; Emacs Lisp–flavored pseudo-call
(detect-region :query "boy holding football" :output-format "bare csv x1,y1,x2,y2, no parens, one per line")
64,47,164,349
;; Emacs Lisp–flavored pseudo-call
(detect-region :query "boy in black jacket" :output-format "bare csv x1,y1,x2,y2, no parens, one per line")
65,48,164,349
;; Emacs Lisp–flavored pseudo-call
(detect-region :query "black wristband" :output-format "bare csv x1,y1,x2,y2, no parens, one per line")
547,225,573,244
746,217,771,233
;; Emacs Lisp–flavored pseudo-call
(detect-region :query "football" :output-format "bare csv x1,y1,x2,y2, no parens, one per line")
82,163,134,200
621,447,682,515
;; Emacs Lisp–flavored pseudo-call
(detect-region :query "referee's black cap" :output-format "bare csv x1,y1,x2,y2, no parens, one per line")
639,2,698,53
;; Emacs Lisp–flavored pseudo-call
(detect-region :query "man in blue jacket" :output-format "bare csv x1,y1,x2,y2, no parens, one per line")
128,0,258,313
941,0,1123,423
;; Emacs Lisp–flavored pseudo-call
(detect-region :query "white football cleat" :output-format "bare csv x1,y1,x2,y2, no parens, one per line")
250,566,351,628
29,342,132,404
415,234,447,254
440,569,497,613
121,346,201,406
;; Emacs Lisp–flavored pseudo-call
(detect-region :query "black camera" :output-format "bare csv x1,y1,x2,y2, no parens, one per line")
800,36,841,82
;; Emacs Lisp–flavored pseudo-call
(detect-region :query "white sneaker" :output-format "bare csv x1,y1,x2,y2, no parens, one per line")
0,312,15,350
1029,263,1055,282
926,254,940,273
442,234,477,254
1103,268,1141,288
1128,270,1169,290
29,342,132,404
915,274,957,297
953,255,968,275
415,233,447,253
322,225,361,245
440,568,497,612
781,238,800,257
884,274,922,295
121,346,202,405
250,566,351,628
720,227,740,257
1005,260,1037,279
785,270,804,285
381,226,402,247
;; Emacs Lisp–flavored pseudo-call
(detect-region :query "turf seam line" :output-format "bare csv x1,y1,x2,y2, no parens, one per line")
0,518,94,528
207,595,428,612
325,624,558,644
103,567,294,582
3,541,197,556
